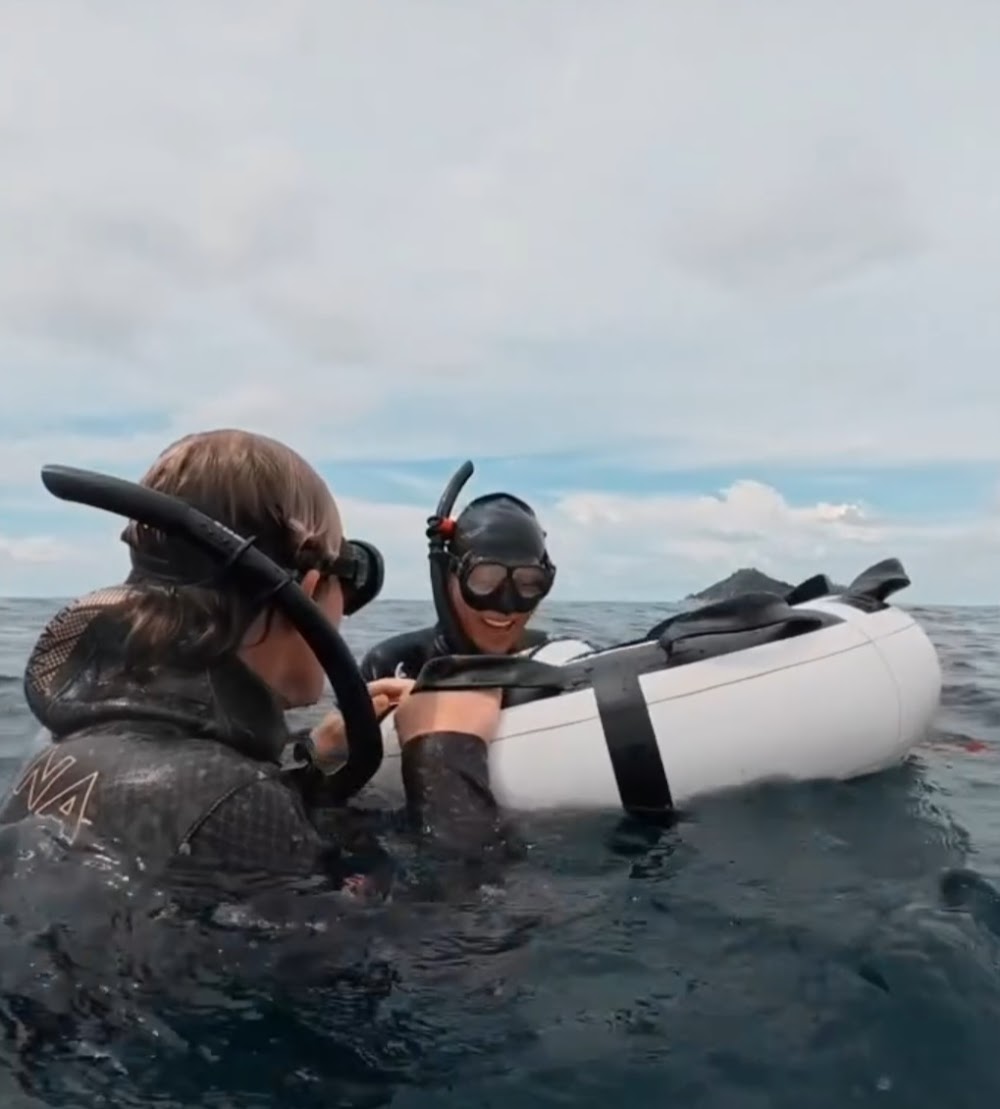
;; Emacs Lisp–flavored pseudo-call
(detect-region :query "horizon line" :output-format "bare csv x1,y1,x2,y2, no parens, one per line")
0,594,995,611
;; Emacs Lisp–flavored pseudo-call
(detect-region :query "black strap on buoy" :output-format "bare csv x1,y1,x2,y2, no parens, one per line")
414,649,674,818
589,660,673,816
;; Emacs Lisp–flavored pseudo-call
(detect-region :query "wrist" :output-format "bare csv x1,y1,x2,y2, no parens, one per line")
306,718,349,769
290,727,320,766
400,729,488,750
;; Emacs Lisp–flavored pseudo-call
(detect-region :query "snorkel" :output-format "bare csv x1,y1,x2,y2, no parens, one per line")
40,464,382,801
426,459,478,654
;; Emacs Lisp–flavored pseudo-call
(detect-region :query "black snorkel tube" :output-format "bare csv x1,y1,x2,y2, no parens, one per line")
425,459,478,654
40,464,382,800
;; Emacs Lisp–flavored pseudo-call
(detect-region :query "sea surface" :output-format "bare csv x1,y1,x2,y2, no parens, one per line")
2,596,1000,1108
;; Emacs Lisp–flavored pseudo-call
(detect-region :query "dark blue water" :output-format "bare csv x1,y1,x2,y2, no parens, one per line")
2,597,1000,1108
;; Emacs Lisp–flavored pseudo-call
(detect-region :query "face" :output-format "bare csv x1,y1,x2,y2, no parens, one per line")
245,502,347,708
448,574,535,654
269,569,346,708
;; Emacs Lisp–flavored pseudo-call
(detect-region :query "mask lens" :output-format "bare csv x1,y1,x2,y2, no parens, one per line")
511,566,548,598
465,561,508,596
333,539,384,616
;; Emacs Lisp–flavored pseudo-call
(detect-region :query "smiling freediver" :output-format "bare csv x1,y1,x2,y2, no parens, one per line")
361,462,589,683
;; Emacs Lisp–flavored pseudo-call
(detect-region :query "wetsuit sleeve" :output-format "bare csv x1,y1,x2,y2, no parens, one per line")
178,776,395,924
399,731,505,858
279,735,358,812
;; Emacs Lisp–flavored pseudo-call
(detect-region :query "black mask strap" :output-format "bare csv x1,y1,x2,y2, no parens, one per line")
127,537,297,613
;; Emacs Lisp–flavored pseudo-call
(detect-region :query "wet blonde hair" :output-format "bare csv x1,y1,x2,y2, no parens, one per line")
113,429,341,664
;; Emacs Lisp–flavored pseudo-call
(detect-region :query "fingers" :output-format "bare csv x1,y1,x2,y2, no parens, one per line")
310,711,348,760
367,677,415,703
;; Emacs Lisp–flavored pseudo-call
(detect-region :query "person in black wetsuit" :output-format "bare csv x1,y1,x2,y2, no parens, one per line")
361,483,558,683
0,430,507,909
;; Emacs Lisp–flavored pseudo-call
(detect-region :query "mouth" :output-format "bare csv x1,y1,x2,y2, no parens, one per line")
481,616,515,630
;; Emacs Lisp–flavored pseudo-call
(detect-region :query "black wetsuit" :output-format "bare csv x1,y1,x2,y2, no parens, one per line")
0,592,506,907
360,624,551,682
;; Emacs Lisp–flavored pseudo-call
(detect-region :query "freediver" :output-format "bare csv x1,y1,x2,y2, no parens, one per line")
361,463,585,683
0,430,508,901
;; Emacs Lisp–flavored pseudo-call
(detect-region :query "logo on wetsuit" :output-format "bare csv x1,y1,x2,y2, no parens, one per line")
11,748,99,846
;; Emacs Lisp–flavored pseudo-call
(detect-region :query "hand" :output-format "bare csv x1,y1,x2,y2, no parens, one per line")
309,709,348,763
366,676,415,721
308,678,416,762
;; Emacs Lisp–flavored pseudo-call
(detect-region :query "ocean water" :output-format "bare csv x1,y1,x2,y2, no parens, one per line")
2,595,1000,1108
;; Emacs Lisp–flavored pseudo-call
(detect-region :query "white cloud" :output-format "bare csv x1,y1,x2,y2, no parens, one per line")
0,535,79,566
0,526,121,598
561,480,998,606
1,481,993,606
0,0,998,602
0,0,998,478
0,495,433,601
547,481,909,594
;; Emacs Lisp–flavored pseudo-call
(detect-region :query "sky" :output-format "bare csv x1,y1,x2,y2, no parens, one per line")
1,0,999,604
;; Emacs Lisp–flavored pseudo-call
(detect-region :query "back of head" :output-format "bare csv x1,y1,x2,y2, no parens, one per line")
450,493,548,564
117,428,341,664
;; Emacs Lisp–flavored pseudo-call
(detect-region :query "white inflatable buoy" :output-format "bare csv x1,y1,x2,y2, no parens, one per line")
371,559,942,816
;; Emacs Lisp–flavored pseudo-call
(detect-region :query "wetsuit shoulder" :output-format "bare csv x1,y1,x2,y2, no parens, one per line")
182,772,329,878
0,729,360,900
518,626,551,651
359,626,439,681
0,726,272,869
